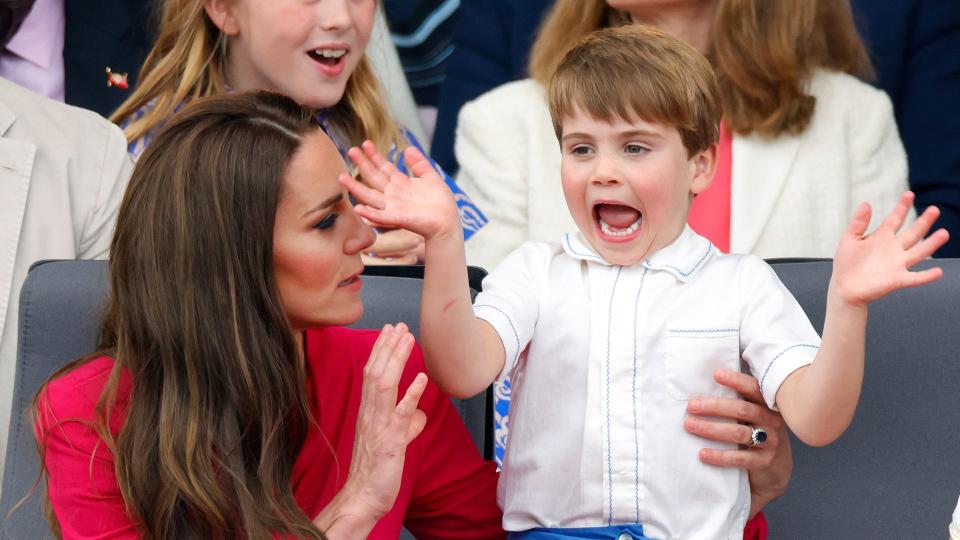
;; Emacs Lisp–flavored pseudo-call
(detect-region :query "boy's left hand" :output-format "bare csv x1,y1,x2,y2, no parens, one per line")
340,141,462,241
832,191,949,307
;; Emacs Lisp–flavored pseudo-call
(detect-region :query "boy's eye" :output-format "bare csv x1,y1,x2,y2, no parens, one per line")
570,145,594,156
624,143,649,154
313,213,338,230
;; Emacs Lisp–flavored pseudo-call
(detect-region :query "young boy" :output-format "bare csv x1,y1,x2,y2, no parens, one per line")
341,25,947,539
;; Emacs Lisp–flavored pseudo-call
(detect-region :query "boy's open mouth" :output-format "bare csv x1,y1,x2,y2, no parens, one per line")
593,202,642,241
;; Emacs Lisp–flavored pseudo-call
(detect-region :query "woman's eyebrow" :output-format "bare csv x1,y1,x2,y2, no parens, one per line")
302,192,344,218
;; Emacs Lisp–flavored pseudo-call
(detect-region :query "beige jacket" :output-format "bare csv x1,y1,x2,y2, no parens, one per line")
0,77,131,474
456,70,910,270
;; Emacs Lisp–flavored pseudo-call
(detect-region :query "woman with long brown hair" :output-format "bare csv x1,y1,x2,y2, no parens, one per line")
34,91,503,539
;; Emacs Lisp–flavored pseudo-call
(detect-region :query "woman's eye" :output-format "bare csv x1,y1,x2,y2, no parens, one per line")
314,213,338,230
625,143,648,154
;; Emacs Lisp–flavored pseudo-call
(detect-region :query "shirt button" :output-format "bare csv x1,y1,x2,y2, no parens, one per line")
617,533,633,540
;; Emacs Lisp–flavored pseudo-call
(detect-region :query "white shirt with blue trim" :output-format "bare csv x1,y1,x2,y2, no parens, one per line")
473,225,820,539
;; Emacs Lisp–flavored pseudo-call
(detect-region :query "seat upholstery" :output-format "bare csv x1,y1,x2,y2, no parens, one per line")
4,258,959,538
0,260,489,538
765,258,960,538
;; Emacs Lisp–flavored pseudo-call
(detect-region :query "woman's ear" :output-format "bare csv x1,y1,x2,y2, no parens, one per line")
689,143,718,195
204,0,240,36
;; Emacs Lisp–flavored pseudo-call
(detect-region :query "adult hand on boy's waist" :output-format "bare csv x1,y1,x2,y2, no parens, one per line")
683,369,791,518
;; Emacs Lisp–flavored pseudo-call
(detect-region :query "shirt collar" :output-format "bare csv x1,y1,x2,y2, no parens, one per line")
562,225,717,282
5,0,65,69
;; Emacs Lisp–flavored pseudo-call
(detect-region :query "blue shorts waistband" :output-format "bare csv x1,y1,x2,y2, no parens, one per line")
507,524,648,540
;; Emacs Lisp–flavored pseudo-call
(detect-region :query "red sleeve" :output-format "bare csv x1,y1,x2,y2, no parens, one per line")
400,346,505,540
743,512,769,540
35,361,141,539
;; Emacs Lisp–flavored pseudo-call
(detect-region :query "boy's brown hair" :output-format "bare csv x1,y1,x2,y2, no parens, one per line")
547,25,722,158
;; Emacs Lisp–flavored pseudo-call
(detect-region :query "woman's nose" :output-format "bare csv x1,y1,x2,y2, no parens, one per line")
344,213,377,254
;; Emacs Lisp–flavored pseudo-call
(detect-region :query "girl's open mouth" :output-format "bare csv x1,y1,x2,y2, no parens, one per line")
307,48,347,75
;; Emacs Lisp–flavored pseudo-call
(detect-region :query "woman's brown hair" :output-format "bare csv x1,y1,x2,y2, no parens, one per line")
529,0,873,138
110,0,401,154
39,92,327,539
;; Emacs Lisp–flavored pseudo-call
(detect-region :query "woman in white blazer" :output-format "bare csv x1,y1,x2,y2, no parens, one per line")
0,77,132,475
456,0,910,271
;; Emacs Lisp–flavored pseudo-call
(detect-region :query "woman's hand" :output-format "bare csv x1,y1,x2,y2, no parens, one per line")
683,369,791,518
831,191,947,307
340,141,462,242
315,323,428,536
361,226,425,266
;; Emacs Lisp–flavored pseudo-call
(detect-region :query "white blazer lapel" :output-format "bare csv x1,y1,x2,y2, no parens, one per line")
0,102,37,337
729,131,800,254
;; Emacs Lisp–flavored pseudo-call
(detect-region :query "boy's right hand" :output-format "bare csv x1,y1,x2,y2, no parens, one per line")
340,141,462,242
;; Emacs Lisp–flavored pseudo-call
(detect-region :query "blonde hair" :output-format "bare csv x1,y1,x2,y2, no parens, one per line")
111,0,402,152
547,25,722,157
529,0,873,138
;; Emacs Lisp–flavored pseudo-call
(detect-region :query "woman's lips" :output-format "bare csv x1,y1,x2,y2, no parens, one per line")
338,269,363,290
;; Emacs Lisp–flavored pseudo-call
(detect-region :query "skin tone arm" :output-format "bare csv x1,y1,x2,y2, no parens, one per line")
340,142,506,398
775,192,949,447
313,323,430,537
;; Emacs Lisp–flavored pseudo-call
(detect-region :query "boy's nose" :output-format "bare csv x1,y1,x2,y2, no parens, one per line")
590,155,623,185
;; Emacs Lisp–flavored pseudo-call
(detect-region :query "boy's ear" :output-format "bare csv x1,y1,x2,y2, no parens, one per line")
689,143,718,195
204,0,240,36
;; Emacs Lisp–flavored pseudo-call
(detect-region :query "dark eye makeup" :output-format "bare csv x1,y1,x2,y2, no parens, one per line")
313,213,338,230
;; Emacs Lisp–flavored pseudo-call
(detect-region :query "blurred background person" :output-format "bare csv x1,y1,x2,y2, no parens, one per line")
0,0,154,117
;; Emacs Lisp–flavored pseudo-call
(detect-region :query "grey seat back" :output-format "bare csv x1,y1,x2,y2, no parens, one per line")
1,260,490,539
766,259,960,538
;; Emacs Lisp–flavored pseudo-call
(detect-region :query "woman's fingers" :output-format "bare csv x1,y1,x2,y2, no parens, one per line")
368,228,423,257
687,395,782,431
684,415,779,447
361,252,419,266
394,372,429,443
697,447,775,470
711,370,763,404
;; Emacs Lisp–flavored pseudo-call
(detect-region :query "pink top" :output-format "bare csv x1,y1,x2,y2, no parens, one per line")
36,327,504,539
688,121,733,253
0,0,65,101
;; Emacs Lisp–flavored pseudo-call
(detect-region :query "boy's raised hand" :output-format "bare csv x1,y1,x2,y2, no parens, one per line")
832,191,949,306
339,141,462,241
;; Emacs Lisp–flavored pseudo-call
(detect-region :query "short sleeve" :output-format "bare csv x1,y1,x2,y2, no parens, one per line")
472,242,549,380
737,256,822,409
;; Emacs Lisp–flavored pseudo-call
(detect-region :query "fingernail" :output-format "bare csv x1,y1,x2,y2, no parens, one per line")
689,398,703,412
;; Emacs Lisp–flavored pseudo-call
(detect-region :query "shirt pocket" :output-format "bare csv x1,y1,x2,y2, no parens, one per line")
664,327,740,400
